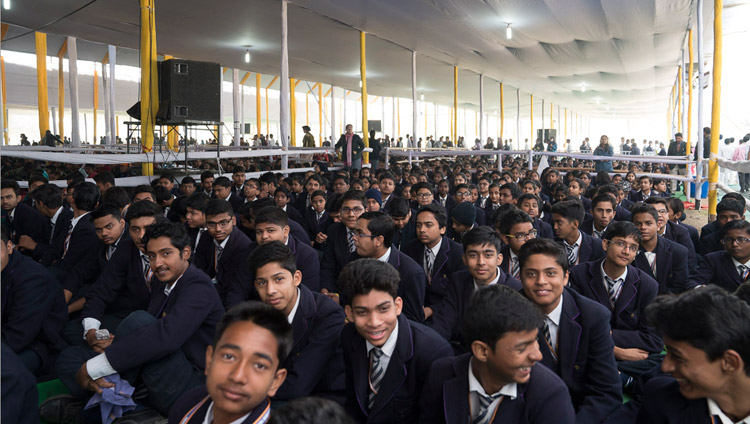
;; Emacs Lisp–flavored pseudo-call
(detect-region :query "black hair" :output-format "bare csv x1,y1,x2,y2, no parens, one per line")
213,176,232,189
101,186,131,209
388,197,411,219
200,170,215,182
255,205,289,228
0,226,8,243
154,186,173,205
416,203,447,228
181,176,196,186
720,219,750,239
603,221,642,243
93,171,115,186
378,171,395,182
214,301,293,367
247,240,297,279
1,179,20,195
452,183,470,195
132,184,156,200
460,284,544,350
723,192,747,209
260,172,279,186
66,172,85,187
342,189,367,209
630,203,659,222
28,173,49,186
185,193,211,212
591,193,617,210
644,196,668,208
736,282,750,306
647,285,750,376
549,200,585,225
305,174,323,186
233,165,246,174
462,226,503,252
498,208,533,236
326,192,343,214
205,199,235,217
250,198,276,215
359,211,395,247
126,199,163,223
171,195,188,219
142,220,190,252
412,182,435,197
89,203,122,222
72,182,100,211
638,175,652,183
268,397,356,424
499,182,522,199
33,183,63,209
310,189,326,200
717,198,745,217
518,238,569,273
666,197,684,215
517,193,541,207
339,258,400,305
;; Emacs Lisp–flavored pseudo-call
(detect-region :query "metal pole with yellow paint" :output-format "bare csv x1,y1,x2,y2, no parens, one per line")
360,31,369,163
139,0,158,175
708,0,723,218
35,32,50,140
290,78,297,146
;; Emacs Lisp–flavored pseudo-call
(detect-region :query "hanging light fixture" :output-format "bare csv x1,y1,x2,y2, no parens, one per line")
506,23,512,40
244,49,251,63
3,0,10,10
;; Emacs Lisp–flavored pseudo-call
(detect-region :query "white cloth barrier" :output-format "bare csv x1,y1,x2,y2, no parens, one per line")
717,157,750,173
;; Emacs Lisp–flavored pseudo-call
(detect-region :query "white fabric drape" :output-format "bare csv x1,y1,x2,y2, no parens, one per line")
108,45,116,145
232,68,240,146
68,37,81,147
279,0,291,169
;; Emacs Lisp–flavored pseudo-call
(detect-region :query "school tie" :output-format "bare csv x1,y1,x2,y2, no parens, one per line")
604,275,619,306
472,392,502,424
214,244,224,273
347,230,356,253
649,255,657,278
62,223,74,259
440,197,446,207
480,197,487,208
564,242,578,267
316,211,323,223
424,248,434,281
368,348,385,410
511,257,520,280
49,220,56,243
739,265,750,282
142,254,153,292
6,214,15,241
106,243,118,261
543,320,557,361
593,228,604,239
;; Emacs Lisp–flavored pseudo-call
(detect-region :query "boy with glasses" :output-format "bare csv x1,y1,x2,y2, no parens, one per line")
498,208,537,280
644,197,696,270
689,219,750,292
321,190,367,298
518,193,554,239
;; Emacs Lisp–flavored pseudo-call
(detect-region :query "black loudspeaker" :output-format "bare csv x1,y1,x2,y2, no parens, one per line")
159,59,220,123
537,129,557,142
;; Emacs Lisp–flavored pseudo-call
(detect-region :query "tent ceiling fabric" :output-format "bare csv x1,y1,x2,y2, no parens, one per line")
3,0,701,119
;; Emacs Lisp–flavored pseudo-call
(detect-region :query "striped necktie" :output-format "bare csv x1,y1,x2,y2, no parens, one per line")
739,265,750,282
472,392,502,424
62,223,74,258
347,230,356,253
543,320,557,361
511,257,520,280
142,255,153,292
368,348,385,410
424,248,434,281
564,242,578,267
604,275,619,306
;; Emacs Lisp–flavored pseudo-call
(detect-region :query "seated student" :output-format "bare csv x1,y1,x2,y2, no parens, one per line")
697,198,745,256
1,228,67,375
133,184,157,203
193,199,253,305
410,182,435,210
498,208,536,279
378,172,398,213
178,176,197,197
155,186,176,219
67,201,164,347
185,193,210,252
274,187,304,223
252,206,320,292
338,258,453,423
21,183,73,265
475,176,491,209
666,197,699,249
689,219,750,292
484,182,502,214
1,343,40,424
168,302,292,424
431,226,522,347
568,221,663,390
403,204,465,315
389,197,417,250
629,176,654,202
580,193,617,240
259,172,280,199
62,204,129,312
498,182,521,207
637,286,750,424
1,179,47,247
550,200,605,268
518,193,554,240
436,179,455,211
517,238,622,423
353,211,426,322
419,284,575,424
321,190,367,294
450,184,486,228
631,204,691,294
213,176,244,211
248,198,312,245
246,242,345,401
700,192,746,239
231,166,247,198
596,184,633,223
644,197,697,270
652,178,669,197
52,222,225,419
365,188,382,212
49,182,100,278
295,174,322,212
242,178,260,204
567,178,592,211
450,201,477,243
200,170,215,197
303,189,328,242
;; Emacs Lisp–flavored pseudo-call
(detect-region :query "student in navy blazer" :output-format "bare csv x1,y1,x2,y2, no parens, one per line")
517,238,622,423
644,197,697,270
430,227,522,346
246,242,345,401
389,198,418,251
56,222,225,417
338,259,453,424
419,285,575,424
302,189,328,241
403,204,465,308
18,183,73,264
50,182,100,275
321,190,367,293
212,176,244,212
637,286,750,424
1,231,67,375
688,219,750,291
550,200,606,267
193,200,253,305
1,179,48,247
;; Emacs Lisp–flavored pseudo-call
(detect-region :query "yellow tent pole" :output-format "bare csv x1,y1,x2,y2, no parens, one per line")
318,83,322,144
57,40,67,141
35,32,50,140
708,0,723,218
290,78,297,146
93,68,98,144
2,57,8,145
499,82,504,144
116,116,119,139
140,0,158,175
687,29,694,158
360,31,369,163
324,87,332,98
530,94,534,143
453,66,458,143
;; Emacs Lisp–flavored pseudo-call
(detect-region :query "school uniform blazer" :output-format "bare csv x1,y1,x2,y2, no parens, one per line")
533,217,554,240
1,252,67,371
700,219,720,239
7,202,47,245
320,222,357,292
275,285,345,400
283,204,304,224
392,210,418,251
168,386,270,424
52,213,99,272
303,208,328,241
81,239,154,322
33,207,73,265
534,288,622,424
697,230,724,256
193,226,253,305
555,231,606,266
619,198,635,211
474,204,487,226
287,235,321,292
287,217,312,245
439,195,456,214
569,260,663,353
382,194,395,214
341,314,453,424
628,191,653,202
636,376,712,424
384,249,427,323
579,218,597,237
106,264,224,373
294,191,309,214
633,237,692,294
683,222,700,252
430,269,521,343
62,234,132,297
403,236,465,307
223,192,244,213
688,251,744,292
418,353,576,424
578,196,593,212
500,244,513,275
614,205,632,222
664,220,697,271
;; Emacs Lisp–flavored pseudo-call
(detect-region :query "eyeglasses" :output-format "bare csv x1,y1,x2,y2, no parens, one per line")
655,209,668,215
341,207,365,215
505,230,537,241
456,191,471,198
207,219,232,229
608,240,640,252
416,192,433,198
721,237,750,246
352,230,378,239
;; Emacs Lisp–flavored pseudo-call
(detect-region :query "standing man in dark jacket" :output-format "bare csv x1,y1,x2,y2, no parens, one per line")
667,133,687,192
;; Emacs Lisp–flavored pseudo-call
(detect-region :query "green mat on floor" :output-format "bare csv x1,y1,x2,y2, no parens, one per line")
38,379,70,424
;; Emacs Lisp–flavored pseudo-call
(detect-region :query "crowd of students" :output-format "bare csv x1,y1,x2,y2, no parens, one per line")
2,145,750,424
